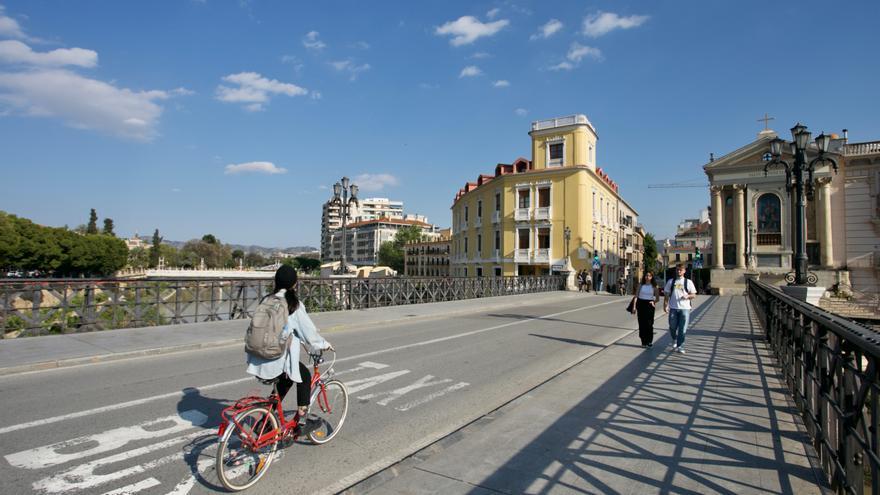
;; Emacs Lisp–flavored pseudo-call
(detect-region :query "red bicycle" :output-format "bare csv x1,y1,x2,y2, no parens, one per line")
215,350,349,491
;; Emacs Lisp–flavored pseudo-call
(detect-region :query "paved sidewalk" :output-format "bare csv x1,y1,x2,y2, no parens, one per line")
348,296,830,495
0,291,595,376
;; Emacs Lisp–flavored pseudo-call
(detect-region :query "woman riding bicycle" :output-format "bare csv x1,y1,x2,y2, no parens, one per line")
245,265,333,430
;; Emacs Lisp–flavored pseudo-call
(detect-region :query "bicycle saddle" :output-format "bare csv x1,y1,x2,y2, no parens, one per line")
256,376,280,386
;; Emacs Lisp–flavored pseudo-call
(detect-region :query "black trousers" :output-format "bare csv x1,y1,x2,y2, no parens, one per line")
275,362,312,407
636,299,656,345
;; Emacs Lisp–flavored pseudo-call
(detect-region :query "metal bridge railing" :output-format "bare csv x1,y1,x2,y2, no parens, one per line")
1,276,566,336
748,278,880,494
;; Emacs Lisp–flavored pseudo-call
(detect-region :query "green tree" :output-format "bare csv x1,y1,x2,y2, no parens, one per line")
294,256,320,273
102,218,115,236
128,247,150,268
87,209,98,234
201,234,218,244
377,226,424,272
643,232,658,274
180,238,231,268
244,251,269,268
149,229,162,268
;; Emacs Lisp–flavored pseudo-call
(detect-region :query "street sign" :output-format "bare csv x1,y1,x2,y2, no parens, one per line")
592,260,600,270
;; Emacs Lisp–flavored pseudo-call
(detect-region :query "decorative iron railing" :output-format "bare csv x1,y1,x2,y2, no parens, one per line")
747,279,880,494
1,276,565,337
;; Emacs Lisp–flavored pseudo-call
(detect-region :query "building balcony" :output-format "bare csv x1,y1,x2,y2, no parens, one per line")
461,221,468,231
531,114,590,131
534,248,549,263
534,207,550,221
514,249,530,263
515,208,530,222
492,211,500,224
493,249,501,262
474,217,482,228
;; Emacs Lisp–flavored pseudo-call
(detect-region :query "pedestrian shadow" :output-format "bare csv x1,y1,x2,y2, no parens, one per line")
487,313,639,333
459,295,827,494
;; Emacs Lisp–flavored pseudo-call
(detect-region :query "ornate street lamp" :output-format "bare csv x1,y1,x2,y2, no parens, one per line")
331,177,359,274
765,123,838,286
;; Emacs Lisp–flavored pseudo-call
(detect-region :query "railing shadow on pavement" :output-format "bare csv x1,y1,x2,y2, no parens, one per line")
463,296,828,494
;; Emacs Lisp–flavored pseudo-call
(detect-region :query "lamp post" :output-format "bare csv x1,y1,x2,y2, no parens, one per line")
331,177,359,274
765,123,837,286
563,226,571,266
747,220,756,269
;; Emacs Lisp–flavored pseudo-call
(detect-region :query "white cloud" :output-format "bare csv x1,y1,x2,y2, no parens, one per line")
486,8,501,19
493,80,509,87
0,5,27,39
302,31,326,51
435,16,509,46
281,55,304,73
216,72,308,111
549,42,601,71
224,161,287,175
530,19,563,40
354,173,399,192
548,61,574,71
351,41,370,50
310,91,322,100
567,42,602,62
515,108,528,116
469,52,491,59
328,59,371,80
0,69,179,141
582,12,649,38
459,65,482,78
0,40,98,67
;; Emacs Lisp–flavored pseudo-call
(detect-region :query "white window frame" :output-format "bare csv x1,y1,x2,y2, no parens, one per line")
546,137,564,167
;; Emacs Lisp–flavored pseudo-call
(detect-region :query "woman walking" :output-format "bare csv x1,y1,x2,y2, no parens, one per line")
631,271,660,347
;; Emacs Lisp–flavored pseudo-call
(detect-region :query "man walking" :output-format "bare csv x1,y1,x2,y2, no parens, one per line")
663,263,697,354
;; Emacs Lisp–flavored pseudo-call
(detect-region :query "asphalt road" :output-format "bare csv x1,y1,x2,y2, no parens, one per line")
0,291,669,495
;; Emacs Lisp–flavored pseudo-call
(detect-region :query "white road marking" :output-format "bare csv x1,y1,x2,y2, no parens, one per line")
5,410,207,470
33,430,206,494
101,477,161,495
164,456,213,495
358,375,453,406
333,361,389,377
345,370,411,394
0,299,618,436
395,382,470,412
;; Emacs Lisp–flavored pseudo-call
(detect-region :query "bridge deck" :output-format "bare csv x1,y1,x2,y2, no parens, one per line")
359,295,828,494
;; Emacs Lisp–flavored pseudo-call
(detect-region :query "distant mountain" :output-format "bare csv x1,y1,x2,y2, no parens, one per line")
163,240,317,254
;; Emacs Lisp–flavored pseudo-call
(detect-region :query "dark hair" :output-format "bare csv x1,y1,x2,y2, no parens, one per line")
675,263,685,270
270,272,300,314
641,271,656,287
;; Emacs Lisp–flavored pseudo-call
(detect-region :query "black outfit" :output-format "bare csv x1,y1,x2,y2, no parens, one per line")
275,362,312,407
636,285,657,346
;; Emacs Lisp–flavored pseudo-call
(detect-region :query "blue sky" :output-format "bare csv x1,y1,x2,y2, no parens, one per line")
1,1,878,247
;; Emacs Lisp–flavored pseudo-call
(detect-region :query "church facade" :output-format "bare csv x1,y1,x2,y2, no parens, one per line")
703,128,846,294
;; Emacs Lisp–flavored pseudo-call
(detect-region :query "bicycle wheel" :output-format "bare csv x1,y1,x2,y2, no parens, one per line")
308,380,349,444
216,406,279,491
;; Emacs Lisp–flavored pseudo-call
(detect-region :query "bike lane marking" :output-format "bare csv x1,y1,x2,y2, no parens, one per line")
5,410,208,470
0,299,619,436
100,477,161,495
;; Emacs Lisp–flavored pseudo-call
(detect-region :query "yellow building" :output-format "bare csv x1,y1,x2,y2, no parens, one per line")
450,114,637,284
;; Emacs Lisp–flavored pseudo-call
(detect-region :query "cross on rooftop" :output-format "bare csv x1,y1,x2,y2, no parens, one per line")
758,113,775,130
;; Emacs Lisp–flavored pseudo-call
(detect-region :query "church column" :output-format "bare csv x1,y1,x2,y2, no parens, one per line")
711,186,724,268
818,177,834,267
734,185,746,269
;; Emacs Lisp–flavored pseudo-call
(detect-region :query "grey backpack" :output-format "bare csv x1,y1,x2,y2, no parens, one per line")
245,295,290,359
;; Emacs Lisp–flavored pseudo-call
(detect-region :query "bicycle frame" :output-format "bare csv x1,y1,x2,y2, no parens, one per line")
217,351,336,450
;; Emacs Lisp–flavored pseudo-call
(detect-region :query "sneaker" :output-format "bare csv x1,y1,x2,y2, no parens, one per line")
298,413,322,437
647,343,653,348
677,348,686,354
671,345,678,351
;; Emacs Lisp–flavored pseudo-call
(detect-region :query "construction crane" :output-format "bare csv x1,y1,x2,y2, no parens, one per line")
647,182,707,188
